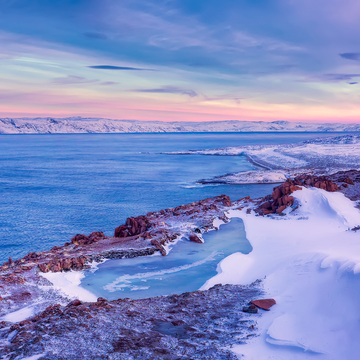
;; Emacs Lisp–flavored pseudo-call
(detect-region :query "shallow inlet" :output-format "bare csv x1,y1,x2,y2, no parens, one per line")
81,218,252,300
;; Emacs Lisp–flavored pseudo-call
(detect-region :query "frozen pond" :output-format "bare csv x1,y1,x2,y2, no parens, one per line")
81,217,252,300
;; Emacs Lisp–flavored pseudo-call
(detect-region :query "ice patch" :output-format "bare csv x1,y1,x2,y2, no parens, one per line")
104,252,219,292
41,271,97,302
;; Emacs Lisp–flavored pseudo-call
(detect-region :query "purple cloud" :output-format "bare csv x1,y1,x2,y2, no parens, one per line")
339,53,360,61
99,81,118,85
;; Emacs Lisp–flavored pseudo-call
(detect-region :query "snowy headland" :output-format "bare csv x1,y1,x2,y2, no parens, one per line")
1,117,360,134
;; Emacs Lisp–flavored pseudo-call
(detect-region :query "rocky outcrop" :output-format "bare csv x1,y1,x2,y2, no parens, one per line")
114,216,151,238
258,179,300,215
71,231,105,245
293,174,339,192
189,234,202,243
258,174,341,215
38,255,88,273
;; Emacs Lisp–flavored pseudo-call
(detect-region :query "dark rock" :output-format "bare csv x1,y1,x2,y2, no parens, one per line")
38,263,49,273
71,234,88,245
67,299,82,307
344,177,354,185
151,239,167,256
222,196,232,207
262,209,274,215
276,205,287,214
189,235,202,243
243,305,258,313
261,201,272,209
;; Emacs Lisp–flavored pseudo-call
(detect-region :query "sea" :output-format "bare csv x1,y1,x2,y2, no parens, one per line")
0,132,348,297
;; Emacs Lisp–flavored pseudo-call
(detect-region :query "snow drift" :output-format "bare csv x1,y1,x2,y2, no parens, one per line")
202,187,360,359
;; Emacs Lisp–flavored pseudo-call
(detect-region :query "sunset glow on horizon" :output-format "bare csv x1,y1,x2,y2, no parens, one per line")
1,0,360,123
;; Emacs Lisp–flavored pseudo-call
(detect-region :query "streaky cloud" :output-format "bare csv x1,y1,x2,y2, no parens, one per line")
88,65,153,71
339,53,360,61
301,73,360,83
323,73,360,81
99,81,118,85
51,75,98,85
135,86,197,97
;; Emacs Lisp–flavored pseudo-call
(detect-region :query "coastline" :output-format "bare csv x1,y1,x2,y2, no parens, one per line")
1,169,359,358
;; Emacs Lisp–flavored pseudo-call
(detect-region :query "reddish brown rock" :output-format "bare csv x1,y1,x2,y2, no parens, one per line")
67,299,82,307
114,216,151,238
326,181,338,192
114,225,128,238
38,263,49,273
222,196,231,207
261,201,272,210
49,260,62,272
276,205,287,213
0,274,25,284
189,235,202,243
71,234,88,245
251,299,276,311
61,258,72,271
51,246,62,252
272,188,281,201
344,177,354,185
88,231,105,242
151,239,167,256
290,185,302,192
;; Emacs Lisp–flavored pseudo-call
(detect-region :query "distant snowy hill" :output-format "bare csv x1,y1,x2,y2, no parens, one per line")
0,117,360,134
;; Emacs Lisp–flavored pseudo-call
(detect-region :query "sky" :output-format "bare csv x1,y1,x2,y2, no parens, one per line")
0,0,359,122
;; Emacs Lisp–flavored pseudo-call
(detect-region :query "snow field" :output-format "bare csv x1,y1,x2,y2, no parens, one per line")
202,187,360,359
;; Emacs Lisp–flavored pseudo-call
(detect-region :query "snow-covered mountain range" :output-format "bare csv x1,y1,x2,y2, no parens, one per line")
1,117,360,134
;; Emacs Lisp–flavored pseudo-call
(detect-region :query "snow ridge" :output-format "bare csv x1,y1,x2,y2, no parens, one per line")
1,117,360,134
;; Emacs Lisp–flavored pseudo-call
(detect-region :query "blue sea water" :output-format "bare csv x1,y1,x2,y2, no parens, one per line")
0,132,345,264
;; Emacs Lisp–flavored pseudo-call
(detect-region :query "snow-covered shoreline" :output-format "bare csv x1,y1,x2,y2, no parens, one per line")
1,117,360,134
202,187,360,359
170,134,360,185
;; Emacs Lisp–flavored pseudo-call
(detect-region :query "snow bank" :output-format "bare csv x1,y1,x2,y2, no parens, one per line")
0,306,35,323
40,271,97,302
202,187,360,359
19,354,46,360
